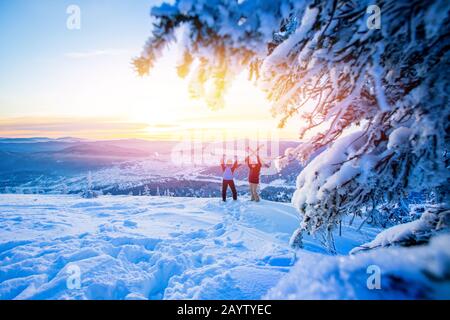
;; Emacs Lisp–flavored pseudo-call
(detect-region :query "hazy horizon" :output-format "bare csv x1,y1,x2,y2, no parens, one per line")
0,134,300,143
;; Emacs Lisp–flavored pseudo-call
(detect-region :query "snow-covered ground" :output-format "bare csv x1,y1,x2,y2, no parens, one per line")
0,194,380,300
267,234,450,300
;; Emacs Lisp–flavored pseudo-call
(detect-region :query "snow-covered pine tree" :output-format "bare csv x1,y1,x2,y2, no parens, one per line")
82,171,98,199
143,185,150,196
134,0,449,251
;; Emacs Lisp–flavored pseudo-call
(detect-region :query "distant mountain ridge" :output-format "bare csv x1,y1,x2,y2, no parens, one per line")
0,137,86,144
47,143,151,158
0,137,304,202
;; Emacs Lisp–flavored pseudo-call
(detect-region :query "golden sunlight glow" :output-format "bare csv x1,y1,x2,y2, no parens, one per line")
124,47,299,141
1,43,299,141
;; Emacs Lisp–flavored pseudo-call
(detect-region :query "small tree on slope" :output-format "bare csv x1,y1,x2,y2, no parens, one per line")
134,0,449,251
82,171,98,199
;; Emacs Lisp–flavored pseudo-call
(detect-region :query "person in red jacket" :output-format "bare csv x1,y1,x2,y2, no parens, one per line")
245,154,269,202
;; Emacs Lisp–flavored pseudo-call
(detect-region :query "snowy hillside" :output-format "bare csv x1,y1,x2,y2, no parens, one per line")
0,194,380,300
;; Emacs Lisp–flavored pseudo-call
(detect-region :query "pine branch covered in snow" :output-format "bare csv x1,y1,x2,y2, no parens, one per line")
266,234,450,299
81,171,99,199
135,0,450,250
351,204,450,253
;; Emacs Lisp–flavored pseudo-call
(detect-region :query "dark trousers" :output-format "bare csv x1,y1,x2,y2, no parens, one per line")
222,180,237,201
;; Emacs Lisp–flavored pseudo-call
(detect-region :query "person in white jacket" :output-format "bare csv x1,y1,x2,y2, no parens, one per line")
220,155,240,201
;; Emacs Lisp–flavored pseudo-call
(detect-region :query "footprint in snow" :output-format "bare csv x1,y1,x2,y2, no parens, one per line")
225,240,246,250
96,212,111,218
211,223,226,237
123,220,138,228
71,202,102,208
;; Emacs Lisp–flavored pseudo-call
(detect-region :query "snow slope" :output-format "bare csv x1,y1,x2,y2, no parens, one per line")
0,194,378,300
266,234,450,300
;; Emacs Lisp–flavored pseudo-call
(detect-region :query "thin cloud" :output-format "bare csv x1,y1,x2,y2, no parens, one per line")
65,49,131,59
0,117,150,139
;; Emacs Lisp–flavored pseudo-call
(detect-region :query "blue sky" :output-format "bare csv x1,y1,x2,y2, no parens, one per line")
0,0,298,140
0,0,156,116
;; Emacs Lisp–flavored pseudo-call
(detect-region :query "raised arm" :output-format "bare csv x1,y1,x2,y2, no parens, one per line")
257,155,271,168
232,155,240,171
220,154,225,171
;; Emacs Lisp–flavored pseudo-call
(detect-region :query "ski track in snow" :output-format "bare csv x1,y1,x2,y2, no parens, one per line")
0,195,378,300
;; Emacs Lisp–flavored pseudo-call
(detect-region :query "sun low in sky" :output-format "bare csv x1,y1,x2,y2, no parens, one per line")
0,0,299,141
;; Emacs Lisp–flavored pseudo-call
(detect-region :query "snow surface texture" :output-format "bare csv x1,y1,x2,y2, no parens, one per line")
0,195,378,300
266,234,450,300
